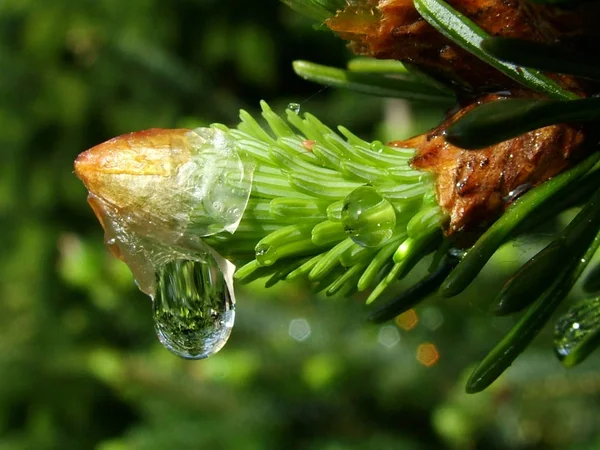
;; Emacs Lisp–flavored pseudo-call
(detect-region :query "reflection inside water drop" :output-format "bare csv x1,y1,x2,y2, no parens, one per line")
341,186,396,247
153,256,235,359
255,243,277,266
287,102,301,114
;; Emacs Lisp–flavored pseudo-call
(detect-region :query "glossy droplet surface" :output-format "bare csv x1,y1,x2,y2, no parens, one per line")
153,256,235,359
341,186,396,247
554,296,600,366
287,102,301,114
503,183,533,205
370,140,384,153
255,243,278,266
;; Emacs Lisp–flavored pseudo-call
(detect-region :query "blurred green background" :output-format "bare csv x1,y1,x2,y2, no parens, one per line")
3,0,600,448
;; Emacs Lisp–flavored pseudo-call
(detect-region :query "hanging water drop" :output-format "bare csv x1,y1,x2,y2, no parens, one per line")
554,296,600,367
287,103,301,114
341,186,396,247
152,255,235,359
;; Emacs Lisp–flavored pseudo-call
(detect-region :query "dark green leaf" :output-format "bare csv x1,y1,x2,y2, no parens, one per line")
346,58,452,92
492,240,565,315
293,60,455,103
494,185,600,315
515,159,600,235
466,226,600,393
583,262,600,293
440,152,600,297
368,254,458,323
446,97,600,149
413,0,579,100
482,37,600,80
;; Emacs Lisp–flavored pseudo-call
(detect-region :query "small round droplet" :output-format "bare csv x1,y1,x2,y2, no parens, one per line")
370,140,384,153
255,243,278,266
212,201,224,213
287,103,301,114
341,186,396,247
503,183,533,205
153,256,235,359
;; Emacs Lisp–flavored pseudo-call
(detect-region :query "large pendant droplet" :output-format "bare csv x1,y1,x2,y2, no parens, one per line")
152,255,235,359
554,296,600,367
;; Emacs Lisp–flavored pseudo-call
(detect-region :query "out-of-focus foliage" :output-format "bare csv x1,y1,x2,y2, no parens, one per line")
2,0,600,449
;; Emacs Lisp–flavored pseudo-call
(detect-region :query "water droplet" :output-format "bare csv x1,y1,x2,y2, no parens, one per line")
370,140,384,153
448,247,466,259
287,103,301,114
255,243,278,266
503,183,533,205
152,256,235,359
341,186,396,247
212,201,224,213
554,297,600,365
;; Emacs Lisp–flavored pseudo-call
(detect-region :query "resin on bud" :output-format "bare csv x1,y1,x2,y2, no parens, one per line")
74,127,252,295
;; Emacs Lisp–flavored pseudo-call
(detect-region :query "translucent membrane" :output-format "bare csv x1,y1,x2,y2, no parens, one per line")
76,127,255,245
184,128,255,236
76,127,244,358
90,189,238,359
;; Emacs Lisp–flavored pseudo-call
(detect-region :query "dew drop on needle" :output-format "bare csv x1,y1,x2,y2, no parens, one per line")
287,103,301,114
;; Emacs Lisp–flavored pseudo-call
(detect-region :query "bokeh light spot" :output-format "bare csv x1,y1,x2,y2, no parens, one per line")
378,325,401,348
417,343,440,367
421,307,444,331
395,308,419,331
289,318,311,342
